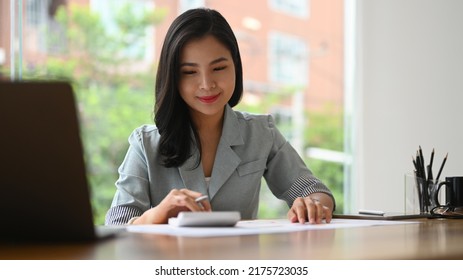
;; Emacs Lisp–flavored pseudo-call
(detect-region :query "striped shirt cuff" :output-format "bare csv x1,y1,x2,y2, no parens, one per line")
282,175,335,209
105,205,143,225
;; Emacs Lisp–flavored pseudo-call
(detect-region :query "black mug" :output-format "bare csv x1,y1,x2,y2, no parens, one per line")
434,176,463,209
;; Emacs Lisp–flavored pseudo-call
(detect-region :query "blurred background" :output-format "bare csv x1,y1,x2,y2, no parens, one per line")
1,0,347,224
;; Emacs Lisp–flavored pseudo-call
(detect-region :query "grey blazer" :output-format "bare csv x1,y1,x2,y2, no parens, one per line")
105,105,334,224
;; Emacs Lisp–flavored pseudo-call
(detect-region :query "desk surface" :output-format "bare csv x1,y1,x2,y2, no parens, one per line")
1,218,462,260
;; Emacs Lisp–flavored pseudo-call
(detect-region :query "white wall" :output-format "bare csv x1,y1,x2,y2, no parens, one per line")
351,0,463,212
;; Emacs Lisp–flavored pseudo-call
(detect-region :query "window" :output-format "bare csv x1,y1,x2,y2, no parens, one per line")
2,0,346,222
179,0,205,13
25,0,63,54
26,0,49,25
269,0,309,18
269,32,309,86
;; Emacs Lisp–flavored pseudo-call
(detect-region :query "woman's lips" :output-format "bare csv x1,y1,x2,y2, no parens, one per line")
197,93,220,104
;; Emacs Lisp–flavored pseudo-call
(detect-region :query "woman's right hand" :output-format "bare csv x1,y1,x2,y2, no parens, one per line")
132,189,211,224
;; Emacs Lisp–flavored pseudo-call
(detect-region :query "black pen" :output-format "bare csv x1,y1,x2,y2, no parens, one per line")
427,148,434,183
418,146,430,211
435,153,448,182
427,165,433,183
429,148,435,170
418,146,426,179
412,156,418,171
415,151,422,179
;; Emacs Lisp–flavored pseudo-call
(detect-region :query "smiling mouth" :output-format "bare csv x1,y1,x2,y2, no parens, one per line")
197,93,220,104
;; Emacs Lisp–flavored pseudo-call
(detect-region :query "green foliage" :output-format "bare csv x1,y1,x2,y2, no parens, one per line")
305,104,344,150
305,106,345,212
305,159,344,213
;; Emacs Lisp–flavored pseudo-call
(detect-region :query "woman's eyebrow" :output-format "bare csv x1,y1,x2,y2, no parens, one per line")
210,57,229,65
180,57,229,67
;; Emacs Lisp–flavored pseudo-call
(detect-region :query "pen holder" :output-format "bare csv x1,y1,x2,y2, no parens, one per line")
404,173,444,215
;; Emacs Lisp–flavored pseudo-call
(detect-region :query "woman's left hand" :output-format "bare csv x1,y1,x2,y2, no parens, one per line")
287,193,334,224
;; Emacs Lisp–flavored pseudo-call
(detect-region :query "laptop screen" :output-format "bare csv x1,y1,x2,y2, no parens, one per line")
0,81,97,241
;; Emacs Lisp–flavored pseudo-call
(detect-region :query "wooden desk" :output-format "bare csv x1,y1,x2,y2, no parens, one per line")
1,218,462,260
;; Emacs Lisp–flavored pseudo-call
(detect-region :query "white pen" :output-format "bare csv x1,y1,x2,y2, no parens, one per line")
195,195,209,208
358,209,385,216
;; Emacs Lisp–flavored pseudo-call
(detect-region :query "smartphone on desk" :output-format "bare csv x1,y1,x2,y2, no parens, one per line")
168,211,241,227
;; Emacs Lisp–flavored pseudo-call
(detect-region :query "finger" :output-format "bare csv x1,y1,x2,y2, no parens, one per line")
191,193,212,211
176,189,211,211
184,195,208,212
309,198,333,224
307,202,317,224
287,208,299,223
323,206,333,223
168,189,203,211
312,199,324,224
293,198,308,224
311,198,331,224
197,198,212,211
304,197,323,224
179,188,204,198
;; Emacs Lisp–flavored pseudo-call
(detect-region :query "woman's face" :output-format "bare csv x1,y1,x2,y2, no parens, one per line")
178,35,236,121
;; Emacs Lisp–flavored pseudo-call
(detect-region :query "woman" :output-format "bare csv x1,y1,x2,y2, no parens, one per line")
105,8,335,225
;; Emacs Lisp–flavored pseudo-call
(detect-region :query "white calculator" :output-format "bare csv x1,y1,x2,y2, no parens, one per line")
168,211,241,227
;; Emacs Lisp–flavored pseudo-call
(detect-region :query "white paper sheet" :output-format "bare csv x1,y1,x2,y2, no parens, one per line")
126,219,417,238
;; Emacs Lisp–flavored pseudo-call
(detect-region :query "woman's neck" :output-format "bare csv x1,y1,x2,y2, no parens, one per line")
190,108,225,133
189,108,225,177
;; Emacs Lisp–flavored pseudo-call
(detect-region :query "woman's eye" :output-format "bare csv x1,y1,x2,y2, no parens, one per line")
182,70,196,75
214,66,227,71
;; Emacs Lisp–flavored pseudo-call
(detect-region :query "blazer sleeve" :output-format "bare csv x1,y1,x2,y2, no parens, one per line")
105,127,152,225
263,115,336,209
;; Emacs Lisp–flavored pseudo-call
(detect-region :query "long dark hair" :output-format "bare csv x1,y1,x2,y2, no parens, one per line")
155,8,243,168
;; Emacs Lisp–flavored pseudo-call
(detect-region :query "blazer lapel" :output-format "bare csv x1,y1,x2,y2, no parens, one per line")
178,143,208,195
208,106,244,199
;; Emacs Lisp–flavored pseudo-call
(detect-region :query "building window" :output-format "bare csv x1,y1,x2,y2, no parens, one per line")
25,0,61,54
269,32,308,86
26,0,49,26
269,0,309,18
179,0,205,14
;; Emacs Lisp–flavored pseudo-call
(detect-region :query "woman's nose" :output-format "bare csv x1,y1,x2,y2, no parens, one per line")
199,74,216,90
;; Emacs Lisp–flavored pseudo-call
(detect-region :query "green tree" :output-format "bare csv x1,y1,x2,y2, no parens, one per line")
305,105,344,212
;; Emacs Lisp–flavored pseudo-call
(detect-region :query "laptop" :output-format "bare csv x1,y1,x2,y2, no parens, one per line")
0,81,124,242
